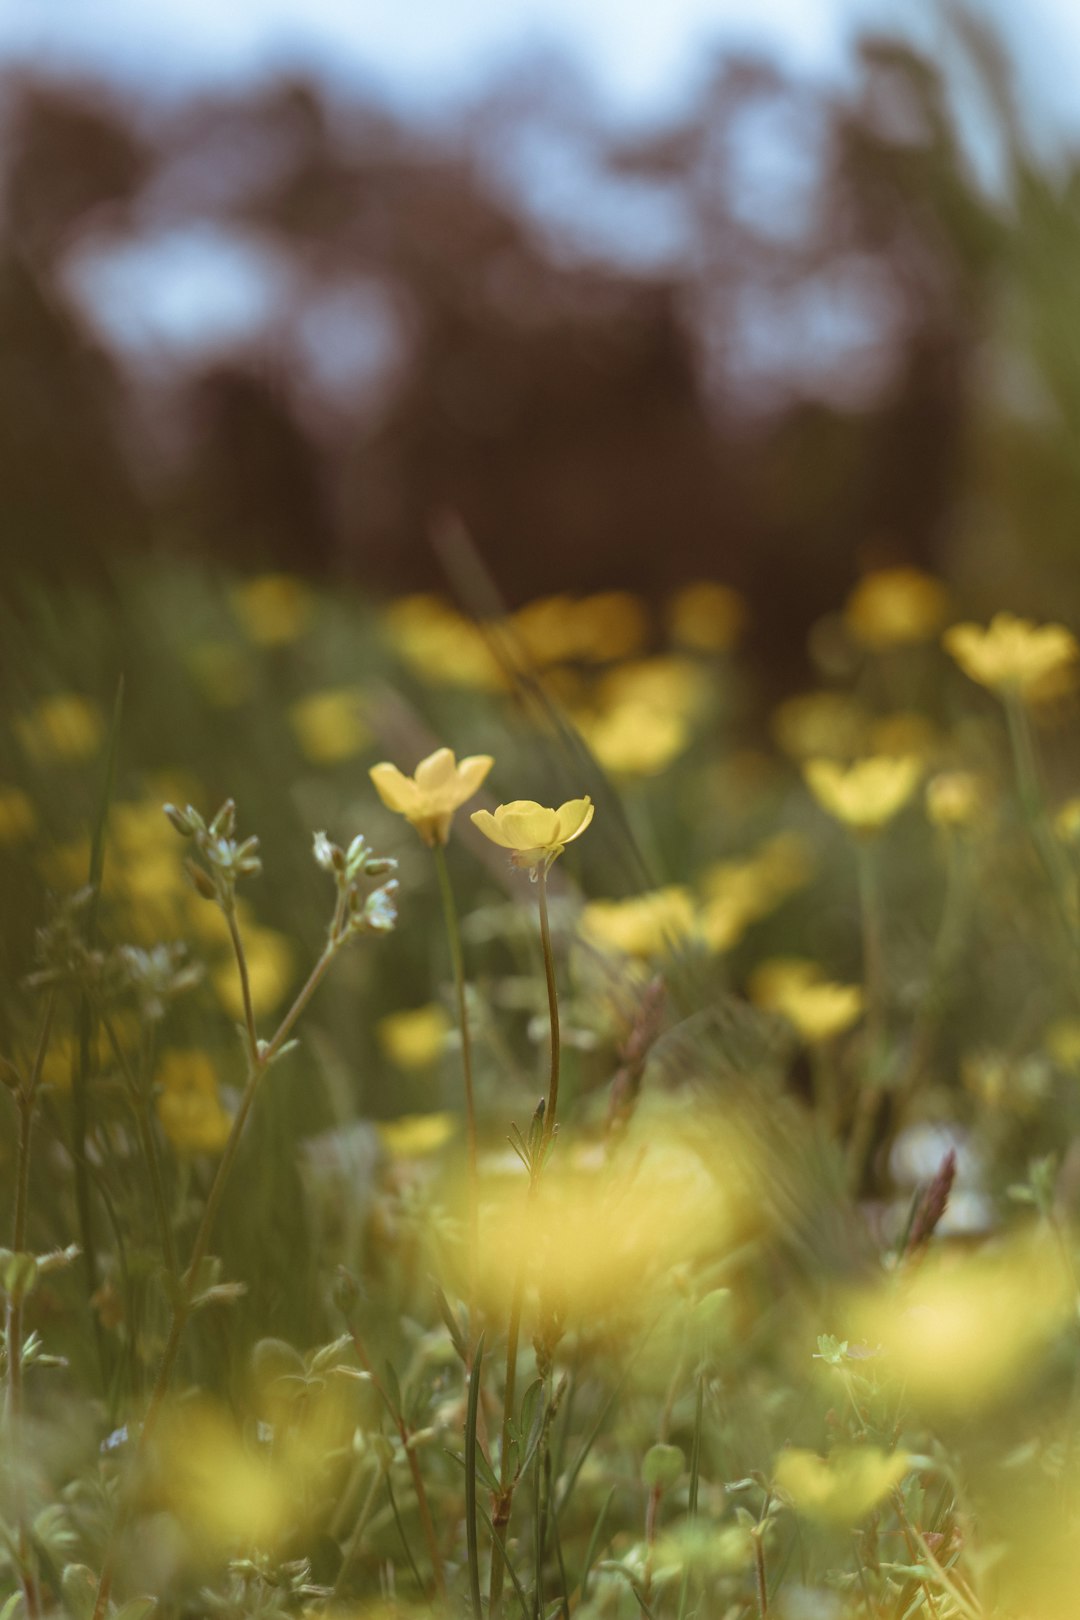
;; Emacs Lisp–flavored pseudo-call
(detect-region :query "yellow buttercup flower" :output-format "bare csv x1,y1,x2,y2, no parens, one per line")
378,1112,457,1158
289,688,370,765
750,958,864,1043
579,886,696,958
845,567,949,649
382,595,505,691
230,573,314,646
926,770,982,830
471,796,594,871
804,754,921,832
0,786,35,846
16,693,104,764
377,1003,451,1069
943,612,1078,697
370,747,493,848
576,702,690,777
156,1051,233,1154
774,1447,909,1526
666,581,747,653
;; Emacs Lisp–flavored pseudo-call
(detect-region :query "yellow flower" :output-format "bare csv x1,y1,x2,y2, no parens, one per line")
696,834,813,954
378,1112,457,1158
230,573,314,646
156,1051,233,1154
1055,797,1080,844
1046,1018,1080,1072
598,656,708,718
666,581,747,653
775,1447,909,1526
471,797,593,871
580,887,696,957
943,612,1078,697
382,595,505,691
804,755,921,832
845,568,949,649
750,958,863,1043
772,691,869,761
371,747,493,848
377,1004,451,1069
0,786,35,845
16,693,104,764
289,688,370,765
576,702,690,777
185,641,257,708
214,928,294,1022
926,770,982,829
511,592,648,666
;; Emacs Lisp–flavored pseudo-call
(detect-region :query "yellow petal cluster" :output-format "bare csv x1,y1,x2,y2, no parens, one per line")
377,1111,457,1158
511,591,648,666
230,573,314,646
804,754,921,832
471,796,593,870
774,1446,909,1525
925,769,982,830
289,687,370,765
750,958,863,1043
579,886,697,958
370,747,493,848
377,1003,451,1069
666,581,747,653
381,595,505,691
156,1051,233,1154
943,611,1078,697
845,567,949,649
0,785,35,846
15,693,104,764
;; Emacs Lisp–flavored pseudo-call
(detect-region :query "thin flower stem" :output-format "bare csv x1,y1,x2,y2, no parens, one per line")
225,901,260,1064
847,837,886,1192
433,842,479,1325
537,868,560,1151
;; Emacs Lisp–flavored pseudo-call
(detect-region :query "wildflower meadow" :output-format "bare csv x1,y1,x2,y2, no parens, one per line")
4,562,1080,1620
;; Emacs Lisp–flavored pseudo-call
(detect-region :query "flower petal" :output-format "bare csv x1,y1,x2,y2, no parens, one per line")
498,805,560,850
471,808,516,848
453,754,495,805
370,763,420,815
414,747,458,792
554,797,594,844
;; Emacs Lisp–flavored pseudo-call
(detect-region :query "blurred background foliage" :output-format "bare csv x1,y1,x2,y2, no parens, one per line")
3,6,1080,678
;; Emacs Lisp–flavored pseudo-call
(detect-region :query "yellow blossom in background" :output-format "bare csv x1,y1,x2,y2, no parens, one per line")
0,785,35,845
772,691,869,761
926,769,982,829
1054,797,1080,844
289,687,370,765
377,1003,451,1069
598,655,709,718
378,1111,457,1157
774,1447,909,1526
576,701,690,776
15,693,104,764
156,1051,233,1154
804,754,922,832
371,747,493,847
465,1109,748,1326
1045,1017,1080,1072
214,927,294,1022
846,1235,1071,1412
230,573,314,646
511,591,648,665
696,834,812,954
845,567,949,649
471,796,593,870
943,611,1078,697
666,580,747,653
579,886,697,957
154,1400,289,1556
382,595,505,690
185,641,257,708
750,958,863,1043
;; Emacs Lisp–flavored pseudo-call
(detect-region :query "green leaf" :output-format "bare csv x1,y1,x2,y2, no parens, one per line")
113,1601,158,1620
642,1443,686,1490
61,1563,99,1620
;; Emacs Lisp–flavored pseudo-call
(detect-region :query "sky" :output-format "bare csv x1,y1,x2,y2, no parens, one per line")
2,0,1078,131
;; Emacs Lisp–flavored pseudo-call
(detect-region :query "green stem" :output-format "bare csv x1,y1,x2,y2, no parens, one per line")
225,901,260,1064
490,869,563,1618
1005,691,1080,961
537,869,560,1152
433,842,479,1323
848,837,886,1192
99,1010,177,1279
